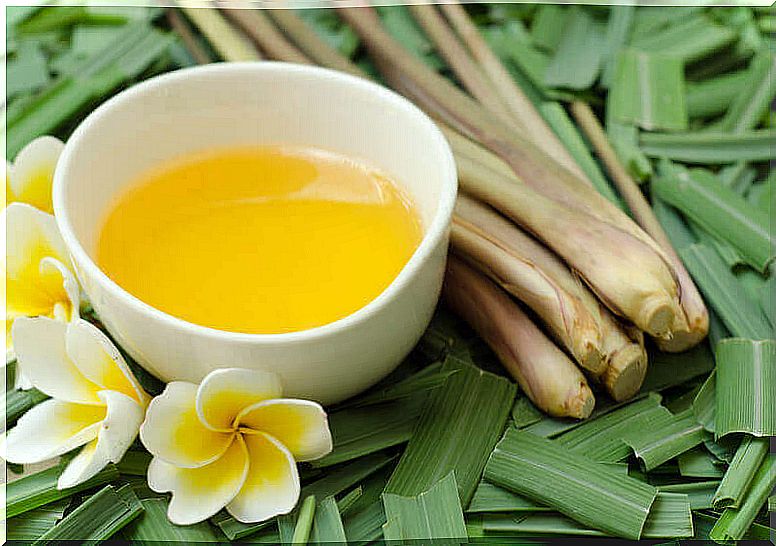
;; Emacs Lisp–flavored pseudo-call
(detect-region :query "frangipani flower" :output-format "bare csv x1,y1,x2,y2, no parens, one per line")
6,135,64,213
0,317,149,488
4,202,80,356
140,368,333,525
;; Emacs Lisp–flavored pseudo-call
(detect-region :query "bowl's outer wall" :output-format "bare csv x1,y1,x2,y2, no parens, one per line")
55,63,457,404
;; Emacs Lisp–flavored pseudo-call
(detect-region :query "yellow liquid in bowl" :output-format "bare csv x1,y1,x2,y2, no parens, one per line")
96,146,423,334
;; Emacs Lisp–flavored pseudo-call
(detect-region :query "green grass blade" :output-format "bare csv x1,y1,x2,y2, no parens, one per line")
310,496,346,543
623,409,706,471
7,463,120,519
382,473,467,541
679,245,772,338
601,5,635,87
485,429,658,539
630,14,736,64
530,4,568,52
718,51,776,133
34,484,143,542
543,7,606,90
640,129,776,164
5,500,68,542
716,339,776,438
677,447,725,478
692,372,716,433
658,481,720,510
539,101,623,207
468,464,629,514
686,71,749,119
610,49,687,131
710,455,776,542
713,435,769,510
121,498,223,542
652,164,776,271
290,495,316,545
311,395,423,468
555,394,673,462
384,356,516,506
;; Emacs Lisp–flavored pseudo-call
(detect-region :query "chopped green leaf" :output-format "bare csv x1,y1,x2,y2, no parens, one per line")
310,496,346,544
713,435,769,510
384,356,516,506
383,473,467,541
5,500,68,542
544,7,606,90
686,70,749,119
630,14,736,64
677,447,725,478
601,5,635,87
658,480,720,510
529,4,568,53
623,409,706,471
290,495,316,545
5,387,49,430
121,498,222,542
34,484,143,543
716,339,776,438
485,429,658,539
641,129,776,165
610,49,687,131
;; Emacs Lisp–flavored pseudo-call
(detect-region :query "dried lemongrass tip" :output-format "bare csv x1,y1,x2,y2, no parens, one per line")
444,256,595,419
452,196,604,375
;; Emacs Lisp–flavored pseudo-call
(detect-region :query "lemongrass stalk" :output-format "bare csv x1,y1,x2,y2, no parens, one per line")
444,127,682,337
570,101,709,352
178,4,261,61
444,257,595,419
268,9,365,78
166,8,211,64
222,8,310,64
437,2,586,181
338,6,677,277
452,195,604,374
407,5,510,119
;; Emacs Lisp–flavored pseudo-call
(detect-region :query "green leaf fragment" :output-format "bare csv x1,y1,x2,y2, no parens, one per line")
310,496,346,543
529,4,568,53
659,481,720,510
290,495,316,545
510,395,544,429
710,455,776,542
376,5,444,70
600,5,635,87
606,119,653,181
718,51,776,133
610,49,687,131
539,101,623,207
382,473,467,541
121,497,223,542
715,339,776,438
4,387,49,430
623,409,706,471
679,245,772,339
630,14,737,64
555,394,673,462
544,7,606,90
8,41,50,98
677,447,725,479
641,129,776,165
384,356,516,506
686,70,749,119
485,429,658,540
713,435,769,510
7,463,120,519
692,372,716,433
5,500,68,542
34,484,143,543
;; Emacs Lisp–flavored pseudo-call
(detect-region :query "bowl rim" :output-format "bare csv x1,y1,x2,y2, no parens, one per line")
53,61,458,345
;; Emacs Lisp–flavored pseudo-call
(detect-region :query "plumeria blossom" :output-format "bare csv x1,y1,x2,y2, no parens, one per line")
0,317,149,489
140,368,333,525
3,202,80,358
6,135,64,213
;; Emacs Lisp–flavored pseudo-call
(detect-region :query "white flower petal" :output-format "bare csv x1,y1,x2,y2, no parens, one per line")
5,204,75,320
196,368,283,432
226,432,300,523
8,135,64,213
148,436,249,525
12,317,102,404
65,319,147,405
236,399,332,462
0,399,105,464
140,382,234,468
57,390,145,489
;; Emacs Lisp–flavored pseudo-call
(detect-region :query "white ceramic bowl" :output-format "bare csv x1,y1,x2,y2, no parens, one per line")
53,62,457,405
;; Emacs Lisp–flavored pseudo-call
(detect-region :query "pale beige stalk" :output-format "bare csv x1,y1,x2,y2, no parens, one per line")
453,195,604,374
268,9,366,78
570,101,709,351
408,5,510,119
178,3,261,61
437,2,586,181
444,257,595,419
222,8,310,64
